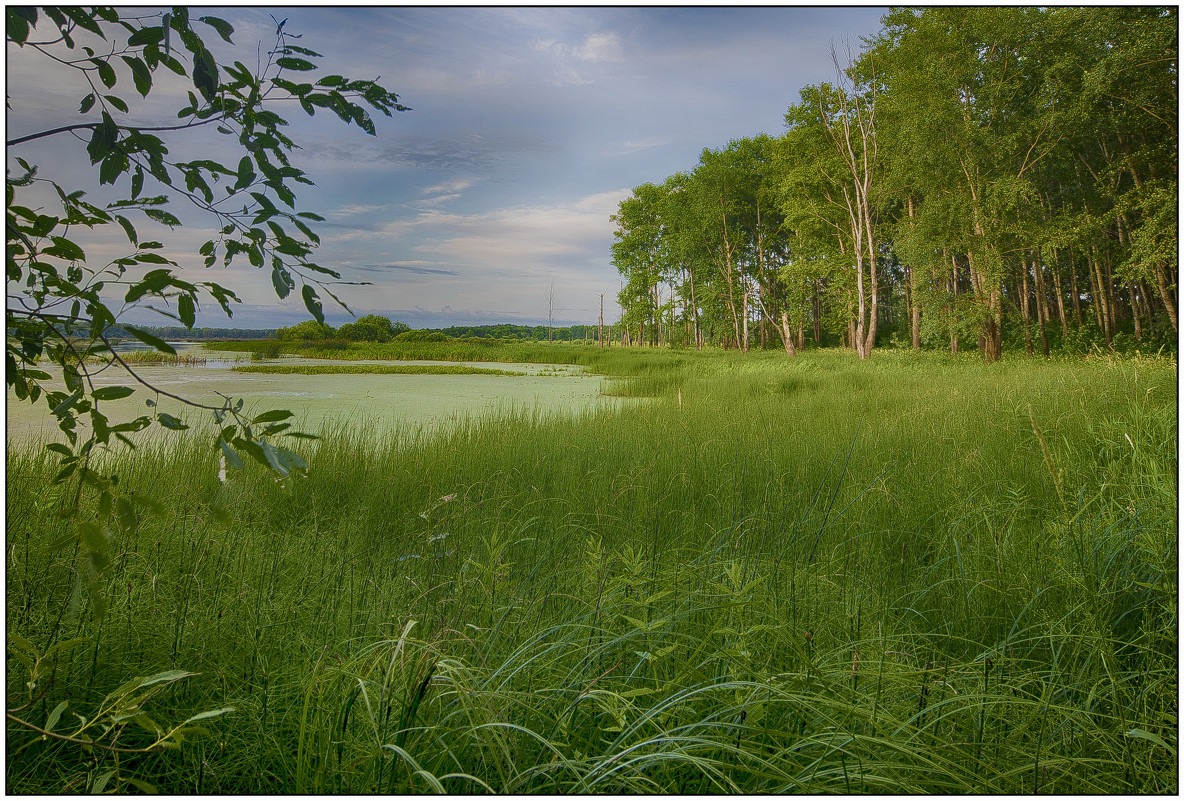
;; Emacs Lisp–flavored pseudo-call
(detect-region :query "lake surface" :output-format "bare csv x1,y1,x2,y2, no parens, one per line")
5,345,622,445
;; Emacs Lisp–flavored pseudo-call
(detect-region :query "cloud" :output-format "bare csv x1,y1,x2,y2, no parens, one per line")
357,263,460,276
575,32,625,62
422,177,479,196
617,136,668,155
416,176,479,207
329,202,396,218
303,132,554,174
401,189,630,275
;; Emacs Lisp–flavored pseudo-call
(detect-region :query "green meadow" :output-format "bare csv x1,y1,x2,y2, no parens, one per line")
6,347,1177,793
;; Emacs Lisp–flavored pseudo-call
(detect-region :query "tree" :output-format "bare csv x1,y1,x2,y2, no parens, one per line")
274,319,336,341
6,7,407,609
337,314,407,342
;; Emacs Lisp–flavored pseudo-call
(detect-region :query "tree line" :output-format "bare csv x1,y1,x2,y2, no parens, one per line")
611,7,1177,360
272,316,606,343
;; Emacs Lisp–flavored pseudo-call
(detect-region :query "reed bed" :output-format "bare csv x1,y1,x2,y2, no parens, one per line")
6,348,1176,793
85,351,212,366
233,364,523,376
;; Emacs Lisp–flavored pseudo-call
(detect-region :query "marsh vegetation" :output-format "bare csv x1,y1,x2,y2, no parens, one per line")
7,345,1176,793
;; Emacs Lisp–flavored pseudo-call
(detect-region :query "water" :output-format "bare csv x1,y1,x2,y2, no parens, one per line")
5,345,621,445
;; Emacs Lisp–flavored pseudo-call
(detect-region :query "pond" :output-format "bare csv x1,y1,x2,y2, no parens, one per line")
5,344,623,445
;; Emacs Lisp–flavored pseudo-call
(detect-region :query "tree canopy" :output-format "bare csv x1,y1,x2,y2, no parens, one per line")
611,6,1177,360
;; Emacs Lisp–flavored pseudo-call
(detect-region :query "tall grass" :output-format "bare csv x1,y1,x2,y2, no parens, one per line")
6,349,1176,793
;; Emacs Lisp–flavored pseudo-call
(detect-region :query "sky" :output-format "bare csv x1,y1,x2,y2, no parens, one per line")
7,6,888,329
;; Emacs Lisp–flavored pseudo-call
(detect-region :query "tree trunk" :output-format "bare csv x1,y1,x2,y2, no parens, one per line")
778,311,796,356
1049,250,1069,338
966,250,1002,362
1021,258,1033,356
950,252,959,354
1033,252,1050,356
687,266,702,351
813,280,823,344
742,287,750,352
1069,250,1084,327
906,195,921,349
1129,283,1142,343
1089,246,1112,349
1154,260,1178,333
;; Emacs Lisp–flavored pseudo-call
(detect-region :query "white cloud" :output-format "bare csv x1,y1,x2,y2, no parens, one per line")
422,177,479,196
415,177,479,207
617,136,668,155
575,32,624,62
407,189,629,273
325,189,630,283
329,202,395,218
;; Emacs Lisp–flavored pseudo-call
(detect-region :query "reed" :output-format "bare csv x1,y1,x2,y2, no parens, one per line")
6,348,1176,793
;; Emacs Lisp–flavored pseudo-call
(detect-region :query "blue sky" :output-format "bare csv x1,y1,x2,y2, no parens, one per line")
7,6,887,329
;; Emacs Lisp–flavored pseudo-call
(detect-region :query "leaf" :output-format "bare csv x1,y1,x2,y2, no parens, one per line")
50,389,83,417
104,94,128,113
44,236,85,261
302,284,324,324
197,16,234,44
234,156,255,191
79,93,96,114
144,208,181,227
251,409,294,424
121,55,153,97
45,701,68,733
92,386,135,401
1126,728,1175,754
259,440,289,476
7,7,34,44
181,706,235,725
276,56,316,72
86,112,119,163
157,412,188,431
96,60,117,89
114,213,138,245
127,26,164,48
192,48,218,102
271,265,293,299
121,325,176,355
61,7,104,38
123,779,157,795
178,293,195,328
91,769,116,795
219,439,245,470
99,150,127,185
115,496,137,534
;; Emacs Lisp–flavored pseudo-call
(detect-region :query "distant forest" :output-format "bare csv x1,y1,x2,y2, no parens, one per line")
107,322,604,343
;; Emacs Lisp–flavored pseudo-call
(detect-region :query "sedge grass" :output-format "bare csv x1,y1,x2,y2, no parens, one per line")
5,348,1176,793
233,364,525,376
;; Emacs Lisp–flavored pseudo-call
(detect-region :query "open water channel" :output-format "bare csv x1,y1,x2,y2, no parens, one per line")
6,343,624,445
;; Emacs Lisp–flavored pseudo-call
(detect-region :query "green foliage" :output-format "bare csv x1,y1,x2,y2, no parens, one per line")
337,315,409,342
392,329,449,342
6,349,1177,792
274,320,336,341
611,7,1177,360
5,6,408,780
6,6,407,612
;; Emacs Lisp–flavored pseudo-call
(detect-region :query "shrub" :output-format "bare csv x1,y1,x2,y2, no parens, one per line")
393,329,450,342
274,320,335,341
